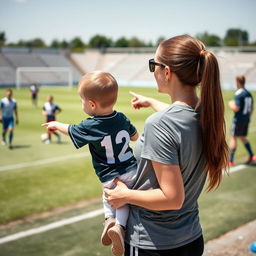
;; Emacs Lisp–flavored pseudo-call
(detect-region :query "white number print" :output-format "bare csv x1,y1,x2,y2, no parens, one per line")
243,97,252,115
101,135,115,164
101,130,133,164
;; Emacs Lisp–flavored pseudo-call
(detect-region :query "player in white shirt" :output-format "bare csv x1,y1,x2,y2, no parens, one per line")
42,95,61,143
30,84,39,107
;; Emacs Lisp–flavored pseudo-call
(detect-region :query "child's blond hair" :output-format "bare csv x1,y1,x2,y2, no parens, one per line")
78,71,118,108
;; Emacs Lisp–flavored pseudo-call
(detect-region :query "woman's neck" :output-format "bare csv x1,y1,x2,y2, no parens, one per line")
170,86,198,108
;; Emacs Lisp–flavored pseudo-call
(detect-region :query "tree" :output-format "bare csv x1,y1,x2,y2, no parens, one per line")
196,32,221,46
31,38,46,48
248,41,256,46
224,28,249,46
147,41,154,47
115,37,129,47
88,34,112,49
0,31,6,47
128,37,145,47
60,40,69,49
69,37,85,50
50,39,61,48
14,38,46,48
155,36,165,47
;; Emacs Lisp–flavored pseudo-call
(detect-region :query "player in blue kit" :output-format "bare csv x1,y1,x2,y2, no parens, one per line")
42,71,138,256
0,89,19,149
228,75,255,166
42,95,62,144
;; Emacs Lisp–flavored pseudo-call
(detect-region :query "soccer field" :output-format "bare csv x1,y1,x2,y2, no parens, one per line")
0,165,255,256
0,86,256,255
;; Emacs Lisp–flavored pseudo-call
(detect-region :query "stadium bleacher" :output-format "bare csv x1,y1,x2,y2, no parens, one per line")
70,50,102,74
38,53,81,81
0,47,256,89
0,49,82,87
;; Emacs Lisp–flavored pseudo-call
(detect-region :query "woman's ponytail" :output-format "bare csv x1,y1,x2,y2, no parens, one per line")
159,35,229,190
200,51,229,191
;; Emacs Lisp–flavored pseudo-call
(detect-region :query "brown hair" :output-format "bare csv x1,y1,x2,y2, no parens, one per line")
158,35,229,191
78,71,118,108
236,75,245,87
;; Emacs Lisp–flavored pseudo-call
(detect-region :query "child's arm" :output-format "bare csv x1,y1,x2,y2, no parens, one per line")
130,131,139,141
42,121,69,135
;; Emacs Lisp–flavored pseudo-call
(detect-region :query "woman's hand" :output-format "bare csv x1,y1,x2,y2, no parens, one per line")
104,179,130,209
129,91,169,112
129,91,151,109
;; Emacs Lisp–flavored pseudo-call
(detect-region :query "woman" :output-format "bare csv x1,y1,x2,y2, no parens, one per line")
105,35,229,256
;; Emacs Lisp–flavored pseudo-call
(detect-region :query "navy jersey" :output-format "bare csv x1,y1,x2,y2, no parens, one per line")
233,88,254,122
68,111,137,183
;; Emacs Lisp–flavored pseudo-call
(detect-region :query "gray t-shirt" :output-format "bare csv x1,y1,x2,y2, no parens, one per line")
126,104,207,250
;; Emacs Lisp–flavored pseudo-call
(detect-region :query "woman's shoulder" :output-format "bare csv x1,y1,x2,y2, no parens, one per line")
146,104,199,135
146,104,191,124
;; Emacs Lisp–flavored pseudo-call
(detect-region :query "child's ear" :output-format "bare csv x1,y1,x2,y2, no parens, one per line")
89,99,96,109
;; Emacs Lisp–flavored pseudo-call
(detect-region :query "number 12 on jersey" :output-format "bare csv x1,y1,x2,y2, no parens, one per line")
101,130,133,164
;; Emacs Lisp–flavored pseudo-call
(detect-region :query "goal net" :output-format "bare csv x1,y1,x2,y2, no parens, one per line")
16,67,73,89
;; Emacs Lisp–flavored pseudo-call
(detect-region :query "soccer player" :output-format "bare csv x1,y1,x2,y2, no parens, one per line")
0,89,19,149
30,83,39,107
228,75,255,166
42,95,61,144
42,71,138,256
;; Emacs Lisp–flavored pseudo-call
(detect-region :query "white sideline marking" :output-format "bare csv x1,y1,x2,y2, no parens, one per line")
228,164,248,173
0,208,104,244
0,164,251,245
0,152,89,172
0,126,255,172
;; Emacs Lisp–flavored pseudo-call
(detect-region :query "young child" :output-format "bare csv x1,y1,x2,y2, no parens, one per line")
42,95,62,144
42,71,138,256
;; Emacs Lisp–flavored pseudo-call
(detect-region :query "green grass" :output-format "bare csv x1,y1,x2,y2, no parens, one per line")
0,86,255,225
199,166,256,241
0,165,255,256
0,86,160,223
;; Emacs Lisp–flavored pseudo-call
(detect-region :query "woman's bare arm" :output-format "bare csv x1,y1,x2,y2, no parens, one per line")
130,91,169,112
104,161,185,211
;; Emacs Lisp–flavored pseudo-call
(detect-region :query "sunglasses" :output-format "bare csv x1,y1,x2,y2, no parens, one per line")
149,58,166,72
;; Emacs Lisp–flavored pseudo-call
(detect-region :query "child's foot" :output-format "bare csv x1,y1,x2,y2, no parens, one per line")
101,217,115,246
108,224,125,256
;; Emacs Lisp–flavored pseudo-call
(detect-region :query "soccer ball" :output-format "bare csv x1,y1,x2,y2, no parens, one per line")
40,133,50,144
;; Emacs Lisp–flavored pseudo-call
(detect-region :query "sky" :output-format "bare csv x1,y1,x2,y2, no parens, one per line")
1,0,256,45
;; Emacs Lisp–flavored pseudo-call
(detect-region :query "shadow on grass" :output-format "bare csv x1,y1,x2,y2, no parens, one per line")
247,162,256,167
11,145,31,150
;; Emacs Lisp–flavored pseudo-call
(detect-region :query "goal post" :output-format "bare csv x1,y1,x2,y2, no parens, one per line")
16,67,73,89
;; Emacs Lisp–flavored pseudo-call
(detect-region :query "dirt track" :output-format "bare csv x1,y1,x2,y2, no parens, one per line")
204,220,256,256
